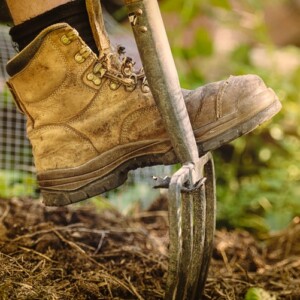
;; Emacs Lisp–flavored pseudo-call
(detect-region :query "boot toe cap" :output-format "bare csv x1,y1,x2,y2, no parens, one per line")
220,74,275,117
185,74,281,151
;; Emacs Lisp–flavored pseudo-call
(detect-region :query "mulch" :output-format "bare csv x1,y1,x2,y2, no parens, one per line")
0,196,299,300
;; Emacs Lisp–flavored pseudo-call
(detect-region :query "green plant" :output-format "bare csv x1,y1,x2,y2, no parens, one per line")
161,0,300,234
0,170,37,198
245,287,276,300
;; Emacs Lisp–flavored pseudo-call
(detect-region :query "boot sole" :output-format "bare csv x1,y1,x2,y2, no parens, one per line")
41,90,281,206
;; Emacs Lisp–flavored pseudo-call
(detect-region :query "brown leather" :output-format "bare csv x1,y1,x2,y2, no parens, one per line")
6,23,281,205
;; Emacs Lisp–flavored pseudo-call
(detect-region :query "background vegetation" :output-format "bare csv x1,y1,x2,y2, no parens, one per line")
1,0,300,237
110,0,300,236
160,0,300,235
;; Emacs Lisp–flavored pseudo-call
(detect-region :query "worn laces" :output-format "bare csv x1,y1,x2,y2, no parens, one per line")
62,29,149,92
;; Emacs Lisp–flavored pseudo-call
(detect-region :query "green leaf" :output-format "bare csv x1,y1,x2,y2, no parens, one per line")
210,0,231,9
245,287,276,300
193,28,214,57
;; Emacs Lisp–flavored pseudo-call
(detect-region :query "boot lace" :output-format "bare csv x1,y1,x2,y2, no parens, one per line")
61,29,150,93
90,46,149,92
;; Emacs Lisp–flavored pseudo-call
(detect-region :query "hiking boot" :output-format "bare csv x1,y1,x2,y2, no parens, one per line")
6,22,281,206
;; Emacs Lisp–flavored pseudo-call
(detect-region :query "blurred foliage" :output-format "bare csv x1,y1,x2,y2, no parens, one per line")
161,0,300,235
245,287,276,300
0,170,37,198
1,86,13,104
104,0,300,235
107,183,160,214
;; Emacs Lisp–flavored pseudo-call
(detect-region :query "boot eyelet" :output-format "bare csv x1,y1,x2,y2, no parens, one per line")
125,85,135,92
93,78,101,86
141,85,150,93
75,53,85,63
109,82,119,90
61,35,71,45
93,63,102,73
87,73,94,81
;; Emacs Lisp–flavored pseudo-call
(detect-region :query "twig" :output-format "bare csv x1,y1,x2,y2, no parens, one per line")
10,225,144,243
0,203,10,223
220,248,232,273
124,275,144,300
93,231,106,255
105,277,113,298
18,246,56,262
12,281,37,292
264,256,300,270
10,226,107,242
77,272,134,297
31,259,46,273
0,252,31,276
52,229,86,255
51,229,109,271
132,211,168,219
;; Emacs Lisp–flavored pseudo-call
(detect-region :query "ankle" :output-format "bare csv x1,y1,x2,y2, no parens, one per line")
6,0,72,25
9,0,98,54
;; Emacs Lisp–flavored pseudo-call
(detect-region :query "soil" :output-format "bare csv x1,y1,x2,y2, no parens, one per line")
0,197,299,300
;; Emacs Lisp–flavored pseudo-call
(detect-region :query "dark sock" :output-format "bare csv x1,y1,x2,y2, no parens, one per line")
9,0,98,55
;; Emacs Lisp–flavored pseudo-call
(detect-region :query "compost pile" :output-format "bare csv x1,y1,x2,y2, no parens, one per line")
0,197,299,300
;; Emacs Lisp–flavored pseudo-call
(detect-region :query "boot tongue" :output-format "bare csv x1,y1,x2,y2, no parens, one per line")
85,0,111,55
84,1,141,79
